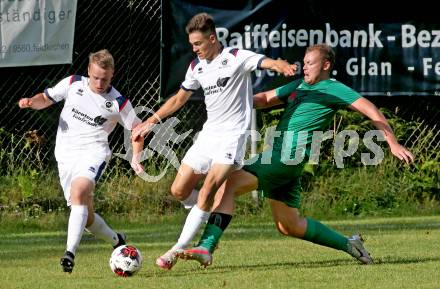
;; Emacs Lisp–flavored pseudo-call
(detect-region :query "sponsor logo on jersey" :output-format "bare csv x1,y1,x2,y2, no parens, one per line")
198,67,203,74
217,77,230,88
225,152,233,159
94,115,107,125
203,76,231,95
203,84,221,96
219,58,231,69
88,166,96,173
71,108,107,127
76,89,84,96
102,101,113,112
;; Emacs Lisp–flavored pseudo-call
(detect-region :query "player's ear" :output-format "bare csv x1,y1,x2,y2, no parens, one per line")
209,33,216,43
323,60,331,72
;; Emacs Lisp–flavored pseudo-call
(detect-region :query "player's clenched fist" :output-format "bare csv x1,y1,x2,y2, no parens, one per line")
17,93,53,110
18,98,33,108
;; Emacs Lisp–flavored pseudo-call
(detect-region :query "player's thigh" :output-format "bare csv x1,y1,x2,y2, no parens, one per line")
202,163,237,190
227,169,258,195
214,169,259,206
197,164,236,210
171,163,204,198
269,199,306,237
58,155,108,205
212,169,258,213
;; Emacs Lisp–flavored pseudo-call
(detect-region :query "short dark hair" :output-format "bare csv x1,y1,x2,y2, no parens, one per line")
306,44,335,69
185,13,216,36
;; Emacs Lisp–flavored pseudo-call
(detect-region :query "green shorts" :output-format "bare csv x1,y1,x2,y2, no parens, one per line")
243,150,306,208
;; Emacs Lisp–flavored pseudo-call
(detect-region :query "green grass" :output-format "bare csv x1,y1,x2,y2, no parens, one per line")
1,214,440,289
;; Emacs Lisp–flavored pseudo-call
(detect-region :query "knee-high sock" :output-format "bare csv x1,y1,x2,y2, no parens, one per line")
171,205,210,251
86,213,119,247
303,217,348,251
66,205,88,255
197,212,232,253
180,189,199,209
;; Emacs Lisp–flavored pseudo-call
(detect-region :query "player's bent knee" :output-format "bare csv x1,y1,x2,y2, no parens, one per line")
170,185,190,201
70,189,91,204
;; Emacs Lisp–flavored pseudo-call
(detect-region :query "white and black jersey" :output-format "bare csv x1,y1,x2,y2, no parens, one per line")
44,75,141,160
181,47,265,136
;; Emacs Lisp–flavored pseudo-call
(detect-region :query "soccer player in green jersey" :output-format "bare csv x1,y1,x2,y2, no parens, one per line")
178,43,414,267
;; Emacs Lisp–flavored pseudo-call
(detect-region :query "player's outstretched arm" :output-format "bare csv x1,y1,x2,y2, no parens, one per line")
131,88,192,140
130,131,145,174
253,89,283,109
18,93,53,110
260,58,297,77
349,97,415,164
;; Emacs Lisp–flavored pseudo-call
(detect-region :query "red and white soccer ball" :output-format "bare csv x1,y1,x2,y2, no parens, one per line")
109,245,143,277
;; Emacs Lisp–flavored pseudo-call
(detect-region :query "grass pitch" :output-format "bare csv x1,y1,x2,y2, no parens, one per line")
1,214,439,289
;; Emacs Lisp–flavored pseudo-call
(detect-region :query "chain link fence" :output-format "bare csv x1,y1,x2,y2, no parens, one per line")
0,0,438,183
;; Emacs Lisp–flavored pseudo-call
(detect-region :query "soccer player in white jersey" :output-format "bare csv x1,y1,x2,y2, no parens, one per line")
18,49,144,273
132,13,296,270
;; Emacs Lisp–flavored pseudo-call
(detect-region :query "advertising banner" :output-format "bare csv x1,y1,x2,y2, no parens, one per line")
0,0,77,67
162,0,439,98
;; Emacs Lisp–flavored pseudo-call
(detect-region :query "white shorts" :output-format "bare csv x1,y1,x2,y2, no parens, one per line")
57,155,110,206
182,132,247,174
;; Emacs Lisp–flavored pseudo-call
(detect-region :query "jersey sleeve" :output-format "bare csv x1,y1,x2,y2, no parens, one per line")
323,81,362,107
236,49,266,72
43,76,74,103
275,79,303,102
117,98,142,130
180,61,201,91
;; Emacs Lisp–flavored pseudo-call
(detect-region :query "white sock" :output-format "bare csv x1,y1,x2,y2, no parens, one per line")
66,205,88,255
86,213,119,246
180,189,199,209
171,205,210,251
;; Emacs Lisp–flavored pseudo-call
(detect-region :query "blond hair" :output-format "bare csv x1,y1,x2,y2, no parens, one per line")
88,49,114,70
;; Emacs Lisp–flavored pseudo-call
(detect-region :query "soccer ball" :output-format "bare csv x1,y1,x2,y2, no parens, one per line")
109,245,143,277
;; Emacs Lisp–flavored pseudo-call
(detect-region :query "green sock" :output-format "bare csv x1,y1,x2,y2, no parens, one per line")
197,224,223,253
197,212,232,253
304,217,348,251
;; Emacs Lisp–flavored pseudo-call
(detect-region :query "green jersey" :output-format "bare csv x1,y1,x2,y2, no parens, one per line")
273,78,361,158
